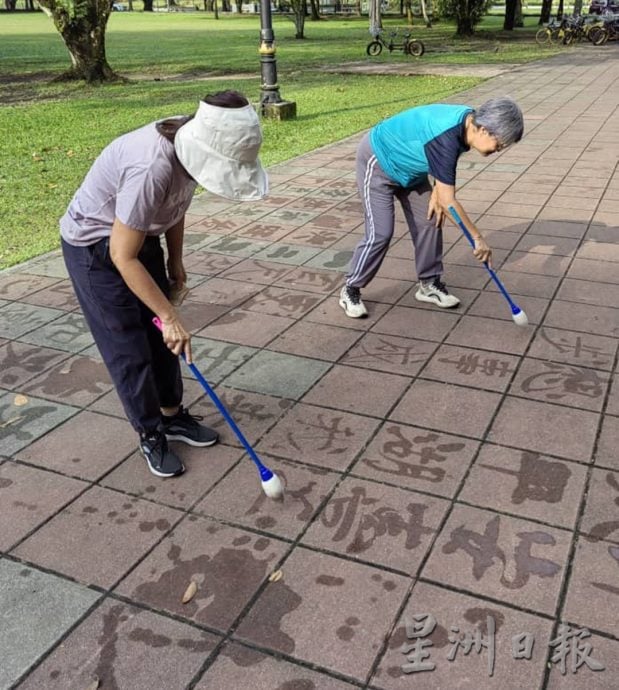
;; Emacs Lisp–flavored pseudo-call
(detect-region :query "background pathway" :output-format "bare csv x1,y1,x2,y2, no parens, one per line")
1,48,618,689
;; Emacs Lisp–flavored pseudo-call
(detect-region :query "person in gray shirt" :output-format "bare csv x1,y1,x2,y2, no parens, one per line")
61,90,267,478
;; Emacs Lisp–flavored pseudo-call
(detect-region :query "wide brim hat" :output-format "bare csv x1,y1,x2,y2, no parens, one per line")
175,101,268,201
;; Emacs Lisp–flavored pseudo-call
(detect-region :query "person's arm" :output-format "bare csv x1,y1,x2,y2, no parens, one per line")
432,179,492,265
109,218,192,363
165,216,186,288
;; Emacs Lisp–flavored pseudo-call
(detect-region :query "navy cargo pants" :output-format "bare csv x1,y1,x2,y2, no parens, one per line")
62,235,183,435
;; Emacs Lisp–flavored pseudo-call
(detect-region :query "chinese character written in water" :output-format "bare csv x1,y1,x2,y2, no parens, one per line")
448,615,496,676
439,353,514,378
549,624,605,675
520,361,606,401
539,328,609,368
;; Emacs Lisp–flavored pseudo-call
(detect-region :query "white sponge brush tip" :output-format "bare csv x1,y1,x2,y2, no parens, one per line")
512,310,529,327
262,473,285,500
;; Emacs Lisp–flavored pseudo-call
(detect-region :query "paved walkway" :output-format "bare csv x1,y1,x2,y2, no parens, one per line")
1,48,619,690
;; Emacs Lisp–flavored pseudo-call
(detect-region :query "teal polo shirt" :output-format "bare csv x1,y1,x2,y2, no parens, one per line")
369,104,472,187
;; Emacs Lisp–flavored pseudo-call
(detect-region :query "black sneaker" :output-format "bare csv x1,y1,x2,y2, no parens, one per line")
162,407,219,447
140,430,184,478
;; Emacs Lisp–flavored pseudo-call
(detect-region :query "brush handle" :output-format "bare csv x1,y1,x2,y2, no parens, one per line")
152,317,273,480
447,206,520,315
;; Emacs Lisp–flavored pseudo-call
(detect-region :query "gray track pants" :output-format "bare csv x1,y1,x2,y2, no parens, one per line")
346,132,443,288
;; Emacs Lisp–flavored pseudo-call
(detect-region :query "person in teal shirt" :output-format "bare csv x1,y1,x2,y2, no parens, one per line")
339,97,524,318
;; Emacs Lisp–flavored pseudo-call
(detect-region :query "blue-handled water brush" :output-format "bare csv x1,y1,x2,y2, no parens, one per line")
153,318,284,499
448,206,528,327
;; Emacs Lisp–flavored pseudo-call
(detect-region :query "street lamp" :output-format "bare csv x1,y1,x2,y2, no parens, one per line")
258,0,296,120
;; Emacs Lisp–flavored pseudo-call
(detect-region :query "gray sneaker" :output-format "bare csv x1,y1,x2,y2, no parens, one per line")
415,278,460,309
339,285,368,318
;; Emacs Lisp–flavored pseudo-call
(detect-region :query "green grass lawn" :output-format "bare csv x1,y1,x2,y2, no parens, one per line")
0,12,555,269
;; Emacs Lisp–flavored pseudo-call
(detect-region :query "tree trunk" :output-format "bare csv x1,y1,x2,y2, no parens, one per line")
405,0,413,25
39,0,118,83
5,0,17,9
420,0,431,27
127,0,133,9
309,0,320,20
143,0,154,11
573,0,583,13
369,0,382,33
539,0,552,23
355,0,361,15
556,0,564,19
515,0,523,26
504,0,517,29
235,0,242,13
292,0,306,37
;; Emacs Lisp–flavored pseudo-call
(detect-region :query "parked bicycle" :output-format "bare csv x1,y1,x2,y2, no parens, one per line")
589,13,619,43
366,29,425,57
535,16,569,45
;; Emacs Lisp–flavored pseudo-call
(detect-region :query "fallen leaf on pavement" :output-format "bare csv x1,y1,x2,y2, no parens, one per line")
182,580,198,604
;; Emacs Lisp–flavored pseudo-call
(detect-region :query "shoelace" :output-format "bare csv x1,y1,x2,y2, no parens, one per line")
142,431,165,452
346,287,362,304
175,407,204,427
431,279,449,295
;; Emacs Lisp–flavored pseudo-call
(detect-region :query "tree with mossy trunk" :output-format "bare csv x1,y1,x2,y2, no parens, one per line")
39,0,118,83
436,0,492,35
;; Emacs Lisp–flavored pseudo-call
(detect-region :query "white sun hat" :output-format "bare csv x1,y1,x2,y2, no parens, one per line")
174,100,268,201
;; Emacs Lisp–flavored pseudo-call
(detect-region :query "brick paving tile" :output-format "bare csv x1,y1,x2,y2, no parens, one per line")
459,445,587,529
527,327,617,371
302,476,449,573
422,504,571,615
0,462,87,550
422,344,519,392
595,415,619,471
257,402,381,471
0,341,70,391
300,364,410,418
579,467,619,544
543,301,619,338
390,379,501,440
196,642,358,689
15,411,138,481
102,444,243,510
21,354,114,407
0,559,101,689
269,320,363,361
116,516,288,632
562,537,619,638
0,391,79,456
445,315,533,355
189,387,294,448
13,486,182,588
195,456,340,540
372,581,553,690
352,421,478,499
339,332,437,377
234,547,409,682
510,357,610,412
17,599,219,690
487,397,599,463
371,305,461,343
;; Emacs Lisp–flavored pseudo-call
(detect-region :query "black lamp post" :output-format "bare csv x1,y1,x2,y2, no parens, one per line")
258,0,296,119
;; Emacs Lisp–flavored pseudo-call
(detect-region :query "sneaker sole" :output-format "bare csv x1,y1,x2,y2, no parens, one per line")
140,449,185,478
164,434,219,448
338,298,368,318
414,292,460,309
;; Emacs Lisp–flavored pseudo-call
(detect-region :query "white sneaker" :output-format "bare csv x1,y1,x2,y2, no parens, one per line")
339,285,368,318
415,278,461,309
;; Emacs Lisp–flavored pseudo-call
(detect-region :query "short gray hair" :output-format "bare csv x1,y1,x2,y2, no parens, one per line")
473,97,524,147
